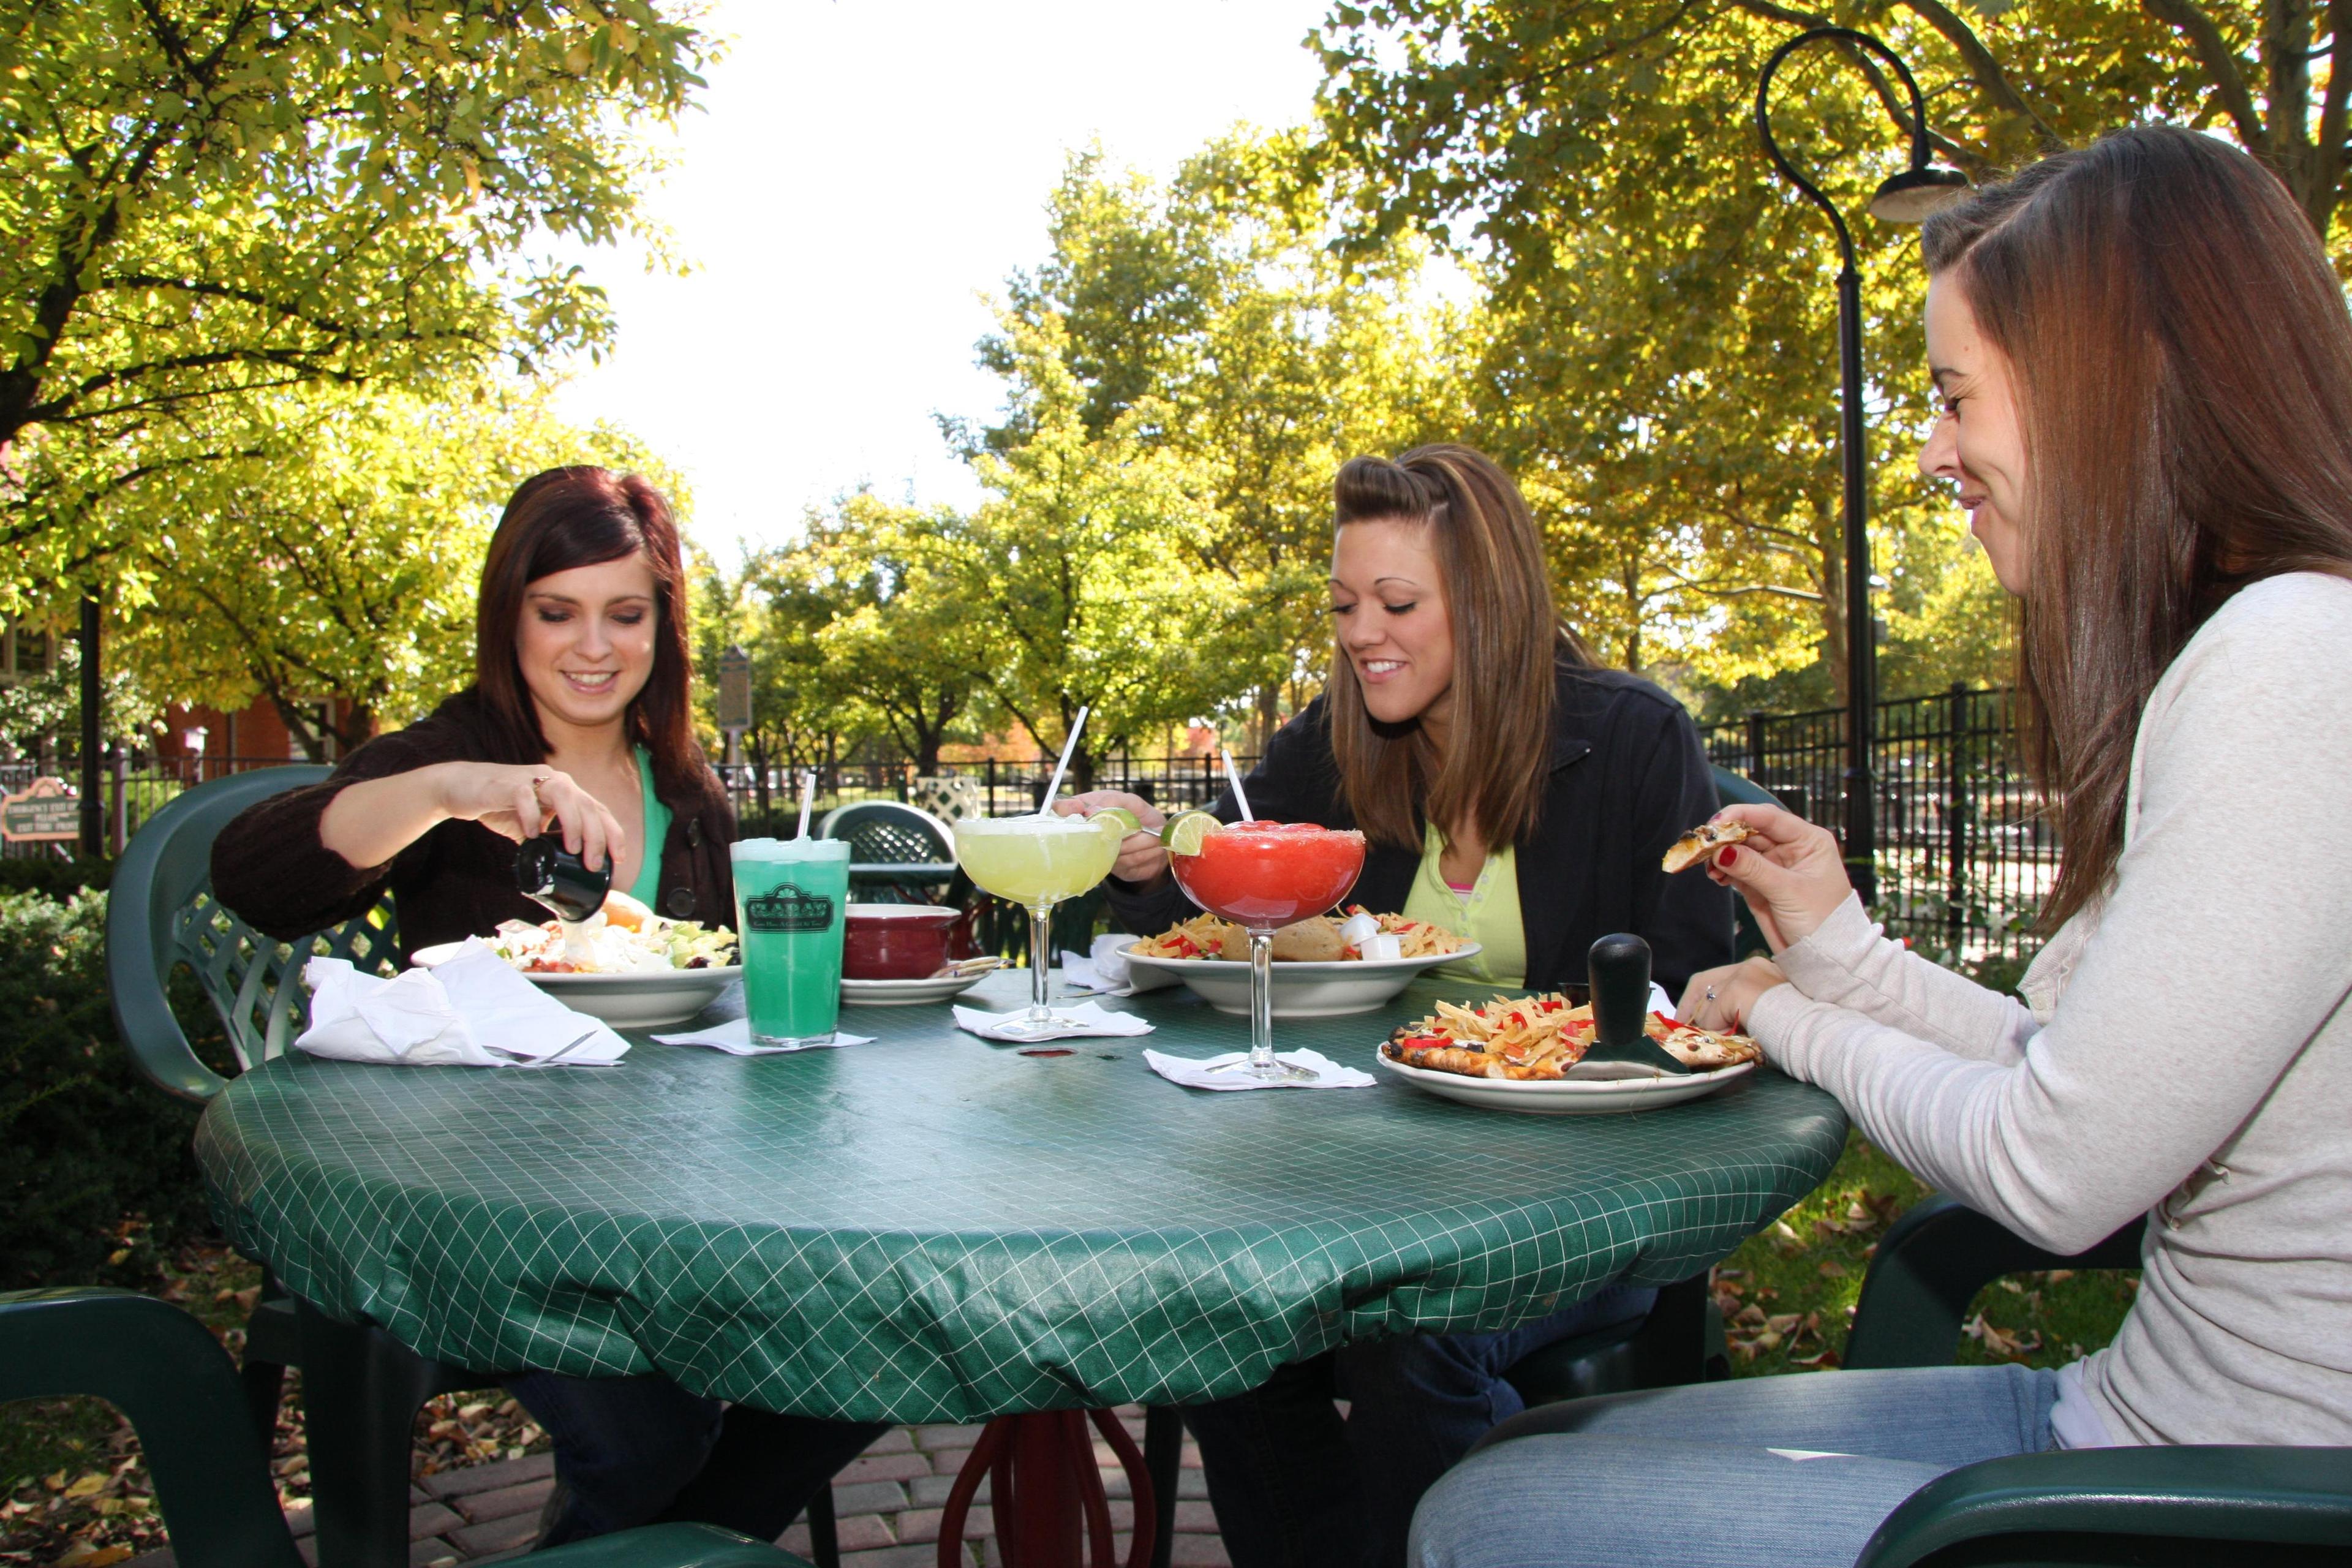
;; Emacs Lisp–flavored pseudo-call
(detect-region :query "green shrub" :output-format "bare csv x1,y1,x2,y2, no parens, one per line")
0,855,111,900
0,887,228,1289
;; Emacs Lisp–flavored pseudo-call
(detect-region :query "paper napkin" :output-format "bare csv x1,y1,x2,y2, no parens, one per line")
952,1000,1155,1042
298,941,629,1068
650,1018,875,1055
1142,1048,1375,1090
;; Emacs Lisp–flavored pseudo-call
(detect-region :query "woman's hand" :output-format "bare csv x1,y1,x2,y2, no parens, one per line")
1677,955,1790,1034
432,763,625,870
1700,804,1854,952
1053,790,1169,886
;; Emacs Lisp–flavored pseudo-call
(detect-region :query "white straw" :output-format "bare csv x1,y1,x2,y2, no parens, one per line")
1221,746,1253,823
1037,704,1091,816
795,768,819,839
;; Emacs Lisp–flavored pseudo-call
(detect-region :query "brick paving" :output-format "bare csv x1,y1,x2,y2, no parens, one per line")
125,1409,1228,1567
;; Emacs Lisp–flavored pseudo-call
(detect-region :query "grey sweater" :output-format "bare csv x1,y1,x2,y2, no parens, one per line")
1749,571,2352,1447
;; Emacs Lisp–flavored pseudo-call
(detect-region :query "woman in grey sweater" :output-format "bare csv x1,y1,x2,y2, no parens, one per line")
1409,125,2352,1567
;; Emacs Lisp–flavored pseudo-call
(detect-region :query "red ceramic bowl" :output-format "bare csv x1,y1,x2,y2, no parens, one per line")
843,904,962,980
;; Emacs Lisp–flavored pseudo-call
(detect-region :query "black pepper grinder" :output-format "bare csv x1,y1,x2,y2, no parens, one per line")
1583,932,1693,1076
515,834,612,923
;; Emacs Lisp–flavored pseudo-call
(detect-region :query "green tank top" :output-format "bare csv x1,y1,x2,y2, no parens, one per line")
628,746,669,907
1399,821,1527,992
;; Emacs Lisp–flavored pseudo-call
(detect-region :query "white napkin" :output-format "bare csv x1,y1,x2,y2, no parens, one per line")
1142,1048,1375,1090
297,941,629,1068
953,1000,1155,1041
1059,933,1139,995
650,1018,875,1055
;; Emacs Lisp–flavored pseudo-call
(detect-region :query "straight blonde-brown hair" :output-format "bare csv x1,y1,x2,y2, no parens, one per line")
1922,126,2352,929
1325,445,1594,853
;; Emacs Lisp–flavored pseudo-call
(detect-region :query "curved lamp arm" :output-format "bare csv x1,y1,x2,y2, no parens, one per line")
1755,26,1942,270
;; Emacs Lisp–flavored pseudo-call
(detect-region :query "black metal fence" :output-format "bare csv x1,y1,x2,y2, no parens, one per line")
9,693,2044,957
1700,683,2047,960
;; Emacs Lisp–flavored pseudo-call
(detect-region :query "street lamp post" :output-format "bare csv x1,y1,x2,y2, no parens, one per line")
1755,26,1967,905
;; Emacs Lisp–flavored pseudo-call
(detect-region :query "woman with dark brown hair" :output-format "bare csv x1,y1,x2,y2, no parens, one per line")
1411,125,2352,1568
212,467,883,1547
1063,443,1732,1568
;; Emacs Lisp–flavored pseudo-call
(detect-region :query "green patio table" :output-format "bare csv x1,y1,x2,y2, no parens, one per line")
195,968,1846,1567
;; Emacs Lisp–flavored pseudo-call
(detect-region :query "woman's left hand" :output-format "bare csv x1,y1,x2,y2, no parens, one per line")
1678,956,1790,1034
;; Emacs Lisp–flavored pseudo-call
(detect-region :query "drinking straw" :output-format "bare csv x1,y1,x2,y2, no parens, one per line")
1037,704,1091,816
795,768,819,839
1221,746,1254,822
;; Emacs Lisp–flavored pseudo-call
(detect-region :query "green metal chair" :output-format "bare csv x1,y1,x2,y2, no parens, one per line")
816,799,958,903
105,766,483,1567
0,1287,810,1568
1842,1196,2352,1565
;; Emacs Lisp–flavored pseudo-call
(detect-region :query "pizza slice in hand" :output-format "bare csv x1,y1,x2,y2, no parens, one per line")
1661,817,1755,874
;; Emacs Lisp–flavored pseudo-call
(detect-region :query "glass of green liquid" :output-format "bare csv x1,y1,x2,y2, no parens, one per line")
730,837,851,1046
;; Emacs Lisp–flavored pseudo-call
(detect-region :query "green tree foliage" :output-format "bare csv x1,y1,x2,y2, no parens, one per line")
0,0,709,603
111,382,683,758
801,496,993,776
954,314,1240,783
1309,0,2345,712
970,141,1460,751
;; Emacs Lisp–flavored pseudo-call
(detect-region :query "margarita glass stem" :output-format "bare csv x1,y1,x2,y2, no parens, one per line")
1247,927,1276,1074
1026,903,1055,1023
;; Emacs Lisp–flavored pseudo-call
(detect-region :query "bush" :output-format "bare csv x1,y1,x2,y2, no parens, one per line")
0,886,229,1289
0,854,111,900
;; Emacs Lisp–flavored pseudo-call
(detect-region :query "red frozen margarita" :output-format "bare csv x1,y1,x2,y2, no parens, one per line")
1169,820,1366,930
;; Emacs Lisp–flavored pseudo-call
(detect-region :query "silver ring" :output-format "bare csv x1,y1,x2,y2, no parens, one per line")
1705,985,1719,1003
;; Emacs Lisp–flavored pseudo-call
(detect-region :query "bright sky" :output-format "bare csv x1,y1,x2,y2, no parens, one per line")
552,0,1336,562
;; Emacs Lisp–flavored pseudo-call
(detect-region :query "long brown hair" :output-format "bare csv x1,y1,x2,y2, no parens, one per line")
1923,126,2352,929
474,466,715,805
1325,444,1595,852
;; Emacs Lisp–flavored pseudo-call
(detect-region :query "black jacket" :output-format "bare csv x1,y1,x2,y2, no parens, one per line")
212,688,737,958
1105,665,1733,996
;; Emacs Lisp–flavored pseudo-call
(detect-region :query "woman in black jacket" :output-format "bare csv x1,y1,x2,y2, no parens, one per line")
213,468,882,1548
1061,445,1732,1568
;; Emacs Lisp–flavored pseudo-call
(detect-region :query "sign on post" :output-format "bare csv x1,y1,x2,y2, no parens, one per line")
717,644,752,767
1,777,81,842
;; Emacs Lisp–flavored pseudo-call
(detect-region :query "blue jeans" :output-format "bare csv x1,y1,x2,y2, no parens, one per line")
505,1370,887,1546
1409,1363,2061,1568
1182,1284,1658,1568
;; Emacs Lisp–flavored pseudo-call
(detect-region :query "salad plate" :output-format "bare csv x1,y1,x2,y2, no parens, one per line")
410,925,741,1030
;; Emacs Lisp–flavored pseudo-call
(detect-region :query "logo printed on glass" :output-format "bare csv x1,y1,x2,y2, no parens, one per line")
744,884,835,933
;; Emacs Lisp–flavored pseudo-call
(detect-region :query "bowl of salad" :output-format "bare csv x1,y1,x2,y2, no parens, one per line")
410,891,741,1029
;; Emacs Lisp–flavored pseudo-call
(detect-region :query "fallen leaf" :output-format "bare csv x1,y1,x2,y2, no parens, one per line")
1818,1260,1847,1278
63,1474,107,1499
2045,1269,2076,1284
1752,1329,1784,1351
1735,1304,1768,1327
1766,1313,1801,1334
56,1546,133,1567
1791,1349,1842,1369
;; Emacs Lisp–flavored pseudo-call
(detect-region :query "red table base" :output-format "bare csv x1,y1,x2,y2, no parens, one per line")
936,1408,1156,1568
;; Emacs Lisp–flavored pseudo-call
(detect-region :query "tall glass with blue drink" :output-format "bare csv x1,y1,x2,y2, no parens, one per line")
729,837,851,1046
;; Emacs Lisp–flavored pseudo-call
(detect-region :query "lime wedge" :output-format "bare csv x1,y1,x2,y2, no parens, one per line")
1160,809,1221,857
1088,805,1142,837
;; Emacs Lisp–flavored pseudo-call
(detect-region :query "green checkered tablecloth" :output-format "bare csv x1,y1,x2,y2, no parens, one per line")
195,970,1845,1424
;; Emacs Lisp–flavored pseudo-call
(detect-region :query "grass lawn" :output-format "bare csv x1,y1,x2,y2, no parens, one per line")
1716,1131,2138,1375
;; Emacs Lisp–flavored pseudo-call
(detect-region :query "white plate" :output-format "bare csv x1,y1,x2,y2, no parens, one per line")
1122,943,1484,1019
840,972,990,1006
1374,1049,1755,1115
409,942,739,1029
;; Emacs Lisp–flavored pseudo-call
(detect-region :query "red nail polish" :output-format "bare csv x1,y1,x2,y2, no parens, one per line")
1716,847,1737,867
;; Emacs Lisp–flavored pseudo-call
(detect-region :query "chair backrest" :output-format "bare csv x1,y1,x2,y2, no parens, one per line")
0,1287,305,1568
818,799,956,865
1709,765,1784,960
106,767,401,1103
